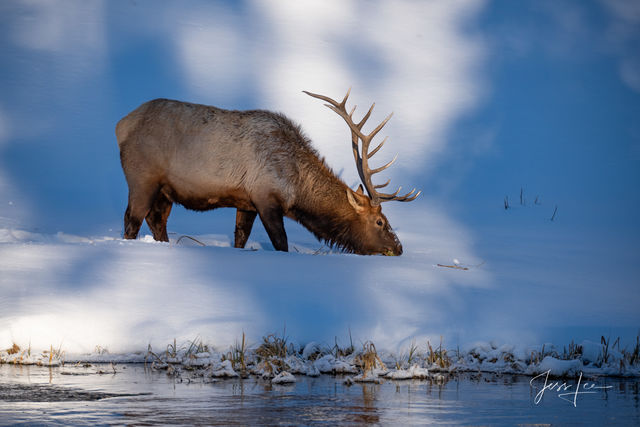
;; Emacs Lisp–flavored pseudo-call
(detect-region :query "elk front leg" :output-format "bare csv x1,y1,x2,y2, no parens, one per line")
145,192,173,242
256,202,288,252
234,209,257,248
124,181,160,240
124,204,142,239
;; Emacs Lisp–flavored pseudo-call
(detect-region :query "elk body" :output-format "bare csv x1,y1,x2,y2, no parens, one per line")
116,90,419,255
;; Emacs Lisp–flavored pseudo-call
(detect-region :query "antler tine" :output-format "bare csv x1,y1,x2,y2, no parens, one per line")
304,89,372,183
404,190,422,201
379,186,403,199
383,188,421,202
303,90,380,146
341,87,351,107
356,103,375,130
400,189,421,202
374,178,391,189
304,89,420,205
368,136,387,159
369,112,393,141
303,90,345,109
370,154,397,175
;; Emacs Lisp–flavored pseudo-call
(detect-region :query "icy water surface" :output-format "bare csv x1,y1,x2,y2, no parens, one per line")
0,364,638,425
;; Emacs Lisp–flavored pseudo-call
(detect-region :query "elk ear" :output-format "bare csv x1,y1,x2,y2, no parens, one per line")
355,184,365,195
346,188,366,213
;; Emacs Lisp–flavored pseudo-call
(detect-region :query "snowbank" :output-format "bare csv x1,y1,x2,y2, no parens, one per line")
1,227,639,380
0,221,488,354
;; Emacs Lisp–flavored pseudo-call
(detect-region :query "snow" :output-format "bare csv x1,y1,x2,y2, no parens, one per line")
353,371,385,383
386,365,430,380
271,371,296,384
0,214,489,354
313,355,358,375
302,342,322,360
5,331,635,381
528,357,583,378
208,360,239,378
580,340,603,364
1,221,639,378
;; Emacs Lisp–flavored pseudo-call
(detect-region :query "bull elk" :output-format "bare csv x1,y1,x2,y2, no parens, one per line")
116,89,420,255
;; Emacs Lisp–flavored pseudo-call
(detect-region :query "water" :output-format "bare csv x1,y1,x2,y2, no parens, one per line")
0,364,638,425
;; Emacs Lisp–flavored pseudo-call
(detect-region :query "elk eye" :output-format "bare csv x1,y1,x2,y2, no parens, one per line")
376,219,384,227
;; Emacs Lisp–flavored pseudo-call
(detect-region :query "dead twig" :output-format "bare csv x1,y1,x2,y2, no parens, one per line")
176,235,206,246
437,264,469,271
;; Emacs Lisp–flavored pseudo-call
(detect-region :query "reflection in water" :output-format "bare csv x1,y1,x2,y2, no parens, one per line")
0,364,638,426
348,383,380,424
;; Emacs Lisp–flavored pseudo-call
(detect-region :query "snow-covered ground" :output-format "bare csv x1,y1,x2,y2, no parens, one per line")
0,203,490,354
1,206,638,380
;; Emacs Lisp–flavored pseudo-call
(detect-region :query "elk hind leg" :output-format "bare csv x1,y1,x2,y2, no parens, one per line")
145,192,173,242
234,209,257,248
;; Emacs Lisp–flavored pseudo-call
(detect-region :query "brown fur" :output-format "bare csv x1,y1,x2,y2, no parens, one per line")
116,98,402,255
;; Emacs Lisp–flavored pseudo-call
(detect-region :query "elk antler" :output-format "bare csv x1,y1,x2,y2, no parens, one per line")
303,89,421,205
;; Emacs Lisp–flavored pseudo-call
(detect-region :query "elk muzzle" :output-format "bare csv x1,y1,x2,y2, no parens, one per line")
384,239,403,256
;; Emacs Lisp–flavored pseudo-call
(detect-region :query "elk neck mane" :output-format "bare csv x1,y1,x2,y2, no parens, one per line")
279,125,365,254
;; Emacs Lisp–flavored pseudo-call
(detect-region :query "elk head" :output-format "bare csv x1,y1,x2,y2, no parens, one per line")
304,89,421,256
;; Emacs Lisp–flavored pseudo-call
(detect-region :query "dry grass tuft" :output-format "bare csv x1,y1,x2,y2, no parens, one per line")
331,329,355,358
256,332,289,360
530,343,560,365
224,332,248,375
562,340,582,360
94,345,109,355
601,335,620,366
45,344,65,364
627,335,640,366
427,336,451,369
166,338,178,359
393,339,420,370
145,343,164,368
255,331,290,375
355,341,386,375
185,336,208,357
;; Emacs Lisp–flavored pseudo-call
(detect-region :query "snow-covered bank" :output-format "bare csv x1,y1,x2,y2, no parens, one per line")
2,335,638,379
1,223,637,361
0,215,489,354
